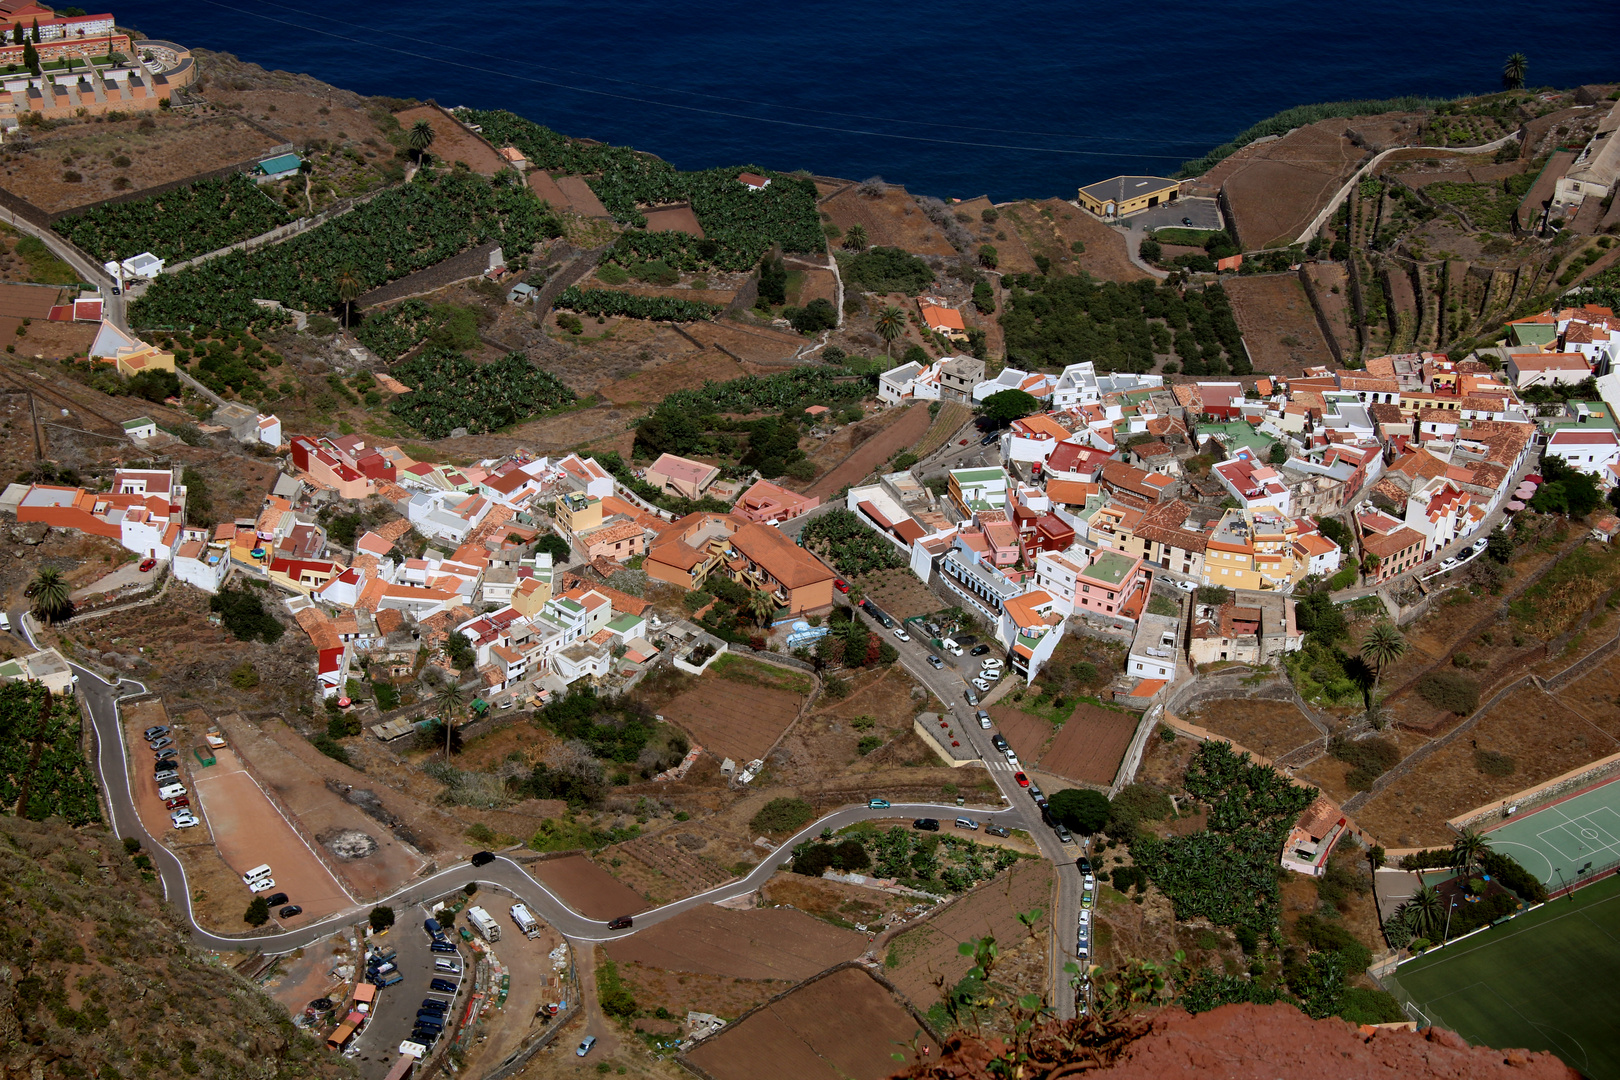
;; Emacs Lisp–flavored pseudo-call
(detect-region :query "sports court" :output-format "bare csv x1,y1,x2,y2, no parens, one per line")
1479,776,1620,887
1384,873,1620,1080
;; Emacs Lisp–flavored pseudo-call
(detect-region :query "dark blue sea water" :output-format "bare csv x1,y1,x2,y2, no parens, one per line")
121,0,1620,201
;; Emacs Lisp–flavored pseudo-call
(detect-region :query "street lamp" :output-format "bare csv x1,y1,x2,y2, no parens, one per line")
1442,896,1458,944
1554,867,1569,901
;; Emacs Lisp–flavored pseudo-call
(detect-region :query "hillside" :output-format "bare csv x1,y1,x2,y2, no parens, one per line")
0,815,353,1080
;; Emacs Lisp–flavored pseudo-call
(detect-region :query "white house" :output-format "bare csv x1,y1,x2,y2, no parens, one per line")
1128,611,1180,682
254,414,282,447
172,540,228,593
1506,352,1590,389
315,565,367,608
120,506,178,563
121,416,158,441
1545,428,1620,478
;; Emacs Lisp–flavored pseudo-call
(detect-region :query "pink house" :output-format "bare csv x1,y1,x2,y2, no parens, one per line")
979,513,1020,567
734,479,820,525
1072,549,1149,618
646,453,720,500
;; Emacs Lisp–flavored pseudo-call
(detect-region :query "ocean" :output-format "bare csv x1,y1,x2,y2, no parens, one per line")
119,0,1620,202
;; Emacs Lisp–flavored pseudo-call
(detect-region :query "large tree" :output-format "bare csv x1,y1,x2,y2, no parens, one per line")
435,682,465,761
980,388,1040,429
1451,828,1489,881
874,305,906,356
1502,52,1528,91
1049,787,1111,834
29,567,71,624
1359,621,1407,729
842,223,867,251
407,119,437,164
333,265,363,329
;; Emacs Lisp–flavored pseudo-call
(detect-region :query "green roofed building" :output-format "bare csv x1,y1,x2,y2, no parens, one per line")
947,466,1007,516
255,153,303,180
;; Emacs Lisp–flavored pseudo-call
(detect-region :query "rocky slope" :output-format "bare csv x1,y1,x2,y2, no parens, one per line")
896,1002,1576,1080
0,815,352,1080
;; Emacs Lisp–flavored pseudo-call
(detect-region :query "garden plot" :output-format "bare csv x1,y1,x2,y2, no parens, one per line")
604,830,733,904
804,403,930,499
1038,704,1140,786
604,906,864,980
660,674,803,763
683,965,939,1080
395,105,504,174
881,858,1053,1007
1180,698,1320,761
1357,684,1619,848
0,681,99,825
988,706,1056,766
1224,274,1337,375
642,204,704,236
681,320,807,363
851,568,945,622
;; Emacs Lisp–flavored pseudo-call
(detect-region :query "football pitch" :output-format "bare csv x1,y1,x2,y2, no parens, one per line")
1384,873,1620,1080
1480,775,1620,888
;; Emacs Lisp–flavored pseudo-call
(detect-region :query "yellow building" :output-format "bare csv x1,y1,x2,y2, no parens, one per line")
1077,175,1181,218
553,491,603,535
112,343,176,379
1202,508,1302,591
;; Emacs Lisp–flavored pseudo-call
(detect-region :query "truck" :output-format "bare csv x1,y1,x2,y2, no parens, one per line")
510,903,541,939
466,906,500,942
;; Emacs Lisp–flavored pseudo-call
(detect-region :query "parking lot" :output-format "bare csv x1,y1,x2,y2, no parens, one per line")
348,911,461,1080
1121,196,1224,234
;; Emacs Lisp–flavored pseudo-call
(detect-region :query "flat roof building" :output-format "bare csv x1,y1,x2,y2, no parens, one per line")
1077,175,1180,218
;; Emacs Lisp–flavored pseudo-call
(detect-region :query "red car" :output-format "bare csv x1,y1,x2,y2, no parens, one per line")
1014,772,1030,788
833,579,849,594
164,797,189,810
138,558,157,572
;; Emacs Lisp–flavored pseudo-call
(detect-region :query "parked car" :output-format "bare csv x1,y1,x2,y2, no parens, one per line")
149,736,173,751
279,905,302,918
912,818,940,831
1028,783,1043,800
981,657,1003,669
430,979,458,994
155,749,178,762
143,725,170,741
971,677,991,692
991,734,1009,752
1078,858,1092,874
986,824,1010,838
138,558,156,572
926,655,944,669
954,817,979,830
834,579,850,594
264,892,289,907
980,668,1000,682
607,915,634,930
430,942,460,954
171,812,197,829
977,710,992,729
433,960,461,974
1473,538,1489,553
163,796,189,810
577,1036,598,1058
249,877,276,892
1181,216,1194,226
969,644,991,656
470,851,495,867
964,688,978,706
867,798,890,809
1441,556,1459,569
1055,824,1074,844
891,626,910,642
1013,772,1030,788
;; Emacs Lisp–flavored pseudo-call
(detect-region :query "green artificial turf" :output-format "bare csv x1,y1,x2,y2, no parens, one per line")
1385,872,1620,1080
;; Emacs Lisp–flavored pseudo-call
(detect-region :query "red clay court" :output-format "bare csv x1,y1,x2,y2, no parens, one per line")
193,749,352,924
530,854,648,919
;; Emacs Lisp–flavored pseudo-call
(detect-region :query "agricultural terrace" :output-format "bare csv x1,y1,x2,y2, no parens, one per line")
796,822,1032,895
356,299,480,362
127,170,562,332
800,508,909,578
389,349,576,438
53,174,291,264
999,275,1248,377
658,656,806,762
457,109,824,272
553,286,721,323
0,682,100,825
1130,741,1315,934
1385,873,1620,1080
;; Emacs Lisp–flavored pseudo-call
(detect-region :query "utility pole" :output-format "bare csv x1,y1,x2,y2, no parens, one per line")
1442,897,1457,944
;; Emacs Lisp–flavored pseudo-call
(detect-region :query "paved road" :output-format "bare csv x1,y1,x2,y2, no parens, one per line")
0,207,125,329
852,606,1087,1018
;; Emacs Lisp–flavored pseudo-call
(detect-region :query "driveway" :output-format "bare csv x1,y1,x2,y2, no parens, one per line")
71,559,159,600
1126,197,1224,234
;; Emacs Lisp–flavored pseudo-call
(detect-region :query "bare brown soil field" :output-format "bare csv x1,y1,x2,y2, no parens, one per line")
1008,198,1148,282
683,965,939,1080
1358,684,1620,847
593,280,740,306
201,81,399,180
1224,274,1337,375
642,204,703,236
796,399,910,481
661,677,802,762
1181,698,1319,761
262,935,351,1015
1562,661,1620,742
604,830,732,904
10,318,97,359
2,113,284,213
1039,704,1139,786
605,905,864,979
1295,725,1429,807
851,568,945,621
613,961,789,1034
761,871,915,926
213,711,430,902
882,858,1053,1005
193,749,353,924
804,402,929,499
395,105,504,175
820,185,957,256
1202,114,1419,249
988,706,1056,766
785,263,838,309
1302,262,1354,360
682,319,806,363
0,283,60,319
532,854,649,918
592,348,748,409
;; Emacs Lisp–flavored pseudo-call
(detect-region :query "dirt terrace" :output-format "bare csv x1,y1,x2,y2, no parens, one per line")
530,854,648,918
1224,274,1337,375
820,185,957,256
395,105,503,175
660,676,804,763
1180,698,1320,762
604,905,865,980
804,402,930,499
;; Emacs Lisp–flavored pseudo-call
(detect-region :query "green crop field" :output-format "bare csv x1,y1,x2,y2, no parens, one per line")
1385,873,1620,1080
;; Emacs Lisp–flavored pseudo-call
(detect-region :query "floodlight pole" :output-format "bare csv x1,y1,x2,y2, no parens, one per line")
1554,867,1569,901
1443,897,1457,943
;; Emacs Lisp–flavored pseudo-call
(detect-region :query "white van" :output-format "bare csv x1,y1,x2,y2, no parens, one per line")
241,864,272,886
157,782,187,800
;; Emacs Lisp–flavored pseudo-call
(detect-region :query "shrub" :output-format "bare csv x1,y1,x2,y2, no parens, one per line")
596,961,637,1018
369,905,395,932
228,662,260,689
840,246,934,293
243,897,270,926
1475,749,1515,776
1050,788,1111,833
311,734,350,765
1327,735,1400,790
750,797,813,835
1108,783,1173,835
856,735,883,756
1416,670,1479,715
1337,987,1406,1025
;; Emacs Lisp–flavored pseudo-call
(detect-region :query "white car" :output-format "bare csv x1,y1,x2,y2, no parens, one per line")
249,877,277,894
1079,909,1091,926
981,658,1003,669
1441,556,1459,570
981,667,1000,681
0,611,10,631
1472,538,1488,553
972,677,992,692
171,812,197,829
891,626,910,642
1173,580,1198,592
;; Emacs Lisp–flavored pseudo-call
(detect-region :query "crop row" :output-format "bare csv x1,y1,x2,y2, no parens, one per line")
389,349,576,439
128,171,562,332
458,108,823,269
0,682,100,826
54,173,291,264
554,286,720,323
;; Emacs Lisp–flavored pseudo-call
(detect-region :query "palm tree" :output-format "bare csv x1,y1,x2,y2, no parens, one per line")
1405,884,1444,939
407,119,436,165
842,223,867,251
874,305,905,356
29,566,70,624
745,589,777,628
435,682,465,761
1503,52,1528,91
1452,828,1489,881
333,266,362,330
1359,621,1407,728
